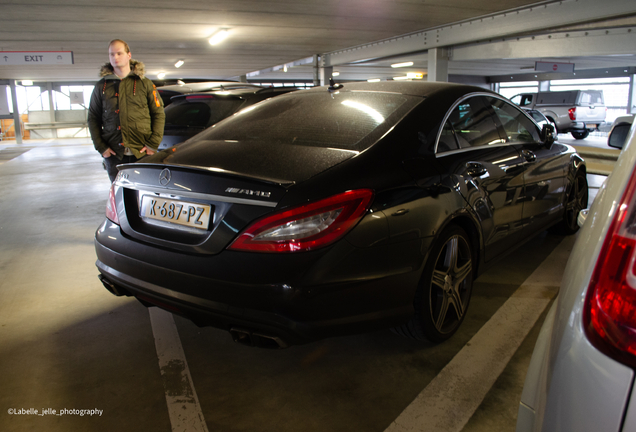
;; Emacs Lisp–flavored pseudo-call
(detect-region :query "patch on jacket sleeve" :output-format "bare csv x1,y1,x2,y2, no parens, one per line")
153,90,160,107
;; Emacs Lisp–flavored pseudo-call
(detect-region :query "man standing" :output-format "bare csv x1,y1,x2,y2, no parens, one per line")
88,39,165,182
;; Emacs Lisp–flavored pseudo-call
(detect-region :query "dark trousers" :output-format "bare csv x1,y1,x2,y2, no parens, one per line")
103,155,137,183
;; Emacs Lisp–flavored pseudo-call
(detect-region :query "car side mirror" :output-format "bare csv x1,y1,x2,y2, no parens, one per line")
608,123,631,150
540,124,555,147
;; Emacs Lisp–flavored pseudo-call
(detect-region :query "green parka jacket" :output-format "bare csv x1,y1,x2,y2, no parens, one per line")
88,60,165,160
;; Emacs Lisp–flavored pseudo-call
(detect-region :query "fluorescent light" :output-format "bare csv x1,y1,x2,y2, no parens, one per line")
333,72,340,77
157,73,166,79
367,79,381,83
406,72,424,79
209,29,230,45
21,80,33,86
174,60,184,68
283,64,288,72
393,76,409,80
391,62,413,68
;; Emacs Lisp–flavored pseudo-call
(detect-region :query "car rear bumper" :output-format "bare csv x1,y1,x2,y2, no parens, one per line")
94,220,424,346
559,121,604,133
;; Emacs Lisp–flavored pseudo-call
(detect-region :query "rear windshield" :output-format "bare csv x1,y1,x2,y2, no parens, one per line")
190,90,421,151
164,97,245,128
578,91,604,105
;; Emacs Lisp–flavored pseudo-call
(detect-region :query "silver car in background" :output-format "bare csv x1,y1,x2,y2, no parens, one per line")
516,119,636,432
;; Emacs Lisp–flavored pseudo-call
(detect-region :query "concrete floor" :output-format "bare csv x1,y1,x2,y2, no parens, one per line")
0,138,606,432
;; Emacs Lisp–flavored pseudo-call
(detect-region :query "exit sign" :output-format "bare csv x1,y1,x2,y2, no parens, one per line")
0,51,74,66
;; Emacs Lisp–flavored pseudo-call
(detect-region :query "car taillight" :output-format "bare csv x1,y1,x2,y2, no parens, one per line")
568,107,576,120
584,168,636,366
228,189,374,253
106,183,119,224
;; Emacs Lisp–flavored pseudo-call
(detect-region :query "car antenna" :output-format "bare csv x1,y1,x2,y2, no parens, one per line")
328,78,343,91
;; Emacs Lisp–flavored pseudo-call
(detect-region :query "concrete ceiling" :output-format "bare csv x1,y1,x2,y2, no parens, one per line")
1,0,636,84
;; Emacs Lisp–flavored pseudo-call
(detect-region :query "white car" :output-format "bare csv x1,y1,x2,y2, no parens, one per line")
516,117,636,432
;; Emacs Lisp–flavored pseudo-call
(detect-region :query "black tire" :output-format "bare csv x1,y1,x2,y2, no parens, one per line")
396,225,474,343
571,130,589,140
552,170,588,235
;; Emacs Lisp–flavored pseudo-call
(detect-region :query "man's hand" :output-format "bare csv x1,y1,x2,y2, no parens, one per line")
102,148,116,158
140,146,156,156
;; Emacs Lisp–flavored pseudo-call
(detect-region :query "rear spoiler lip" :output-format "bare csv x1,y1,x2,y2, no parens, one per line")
118,162,295,187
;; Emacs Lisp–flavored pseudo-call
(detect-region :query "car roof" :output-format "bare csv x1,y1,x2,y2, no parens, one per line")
157,81,264,94
302,81,494,98
168,86,300,102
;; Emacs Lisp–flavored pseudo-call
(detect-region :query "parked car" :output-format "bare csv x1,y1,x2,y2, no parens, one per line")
516,118,636,431
511,90,606,139
156,81,264,106
158,86,299,150
95,82,586,348
608,114,634,150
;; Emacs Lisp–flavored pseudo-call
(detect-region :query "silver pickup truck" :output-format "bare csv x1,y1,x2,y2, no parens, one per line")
510,90,606,139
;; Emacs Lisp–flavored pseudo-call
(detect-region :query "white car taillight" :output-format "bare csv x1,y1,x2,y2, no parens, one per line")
106,182,119,224
228,189,374,253
584,168,636,365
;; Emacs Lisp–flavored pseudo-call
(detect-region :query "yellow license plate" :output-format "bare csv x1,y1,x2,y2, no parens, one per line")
141,196,211,230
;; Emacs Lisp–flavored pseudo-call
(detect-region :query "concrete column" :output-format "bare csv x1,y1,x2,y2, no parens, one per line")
427,48,449,83
628,74,636,115
320,66,333,87
9,80,22,144
46,82,57,138
539,81,550,92
313,54,320,87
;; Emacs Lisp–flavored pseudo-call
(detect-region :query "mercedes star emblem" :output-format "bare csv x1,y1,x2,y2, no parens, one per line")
159,168,171,186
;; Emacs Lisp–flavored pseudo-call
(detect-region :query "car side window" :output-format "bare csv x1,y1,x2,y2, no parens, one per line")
520,94,533,106
442,97,503,151
437,121,459,152
528,111,547,128
488,98,540,143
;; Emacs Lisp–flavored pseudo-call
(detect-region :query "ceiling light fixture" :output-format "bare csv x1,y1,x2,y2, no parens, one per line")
157,73,166,79
209,29,230,45
174,60,184,68
333,72,340,77
367,78,381,83
21,80,33,86
391,62,413,68
393,76,409,80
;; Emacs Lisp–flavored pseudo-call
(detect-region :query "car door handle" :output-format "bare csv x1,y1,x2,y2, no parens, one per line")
466,162,487,177
391,209,410,217
522,150,536,163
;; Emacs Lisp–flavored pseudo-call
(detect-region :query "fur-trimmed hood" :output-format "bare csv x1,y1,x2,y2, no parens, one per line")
99,59,145,79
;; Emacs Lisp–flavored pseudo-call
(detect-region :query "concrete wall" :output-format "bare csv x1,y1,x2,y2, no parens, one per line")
27,110,88,139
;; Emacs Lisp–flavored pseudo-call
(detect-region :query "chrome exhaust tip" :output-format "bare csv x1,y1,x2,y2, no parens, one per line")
97,274,130,297
230,327,288,349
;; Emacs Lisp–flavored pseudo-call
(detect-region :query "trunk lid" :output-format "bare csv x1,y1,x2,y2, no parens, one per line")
113,163,289,255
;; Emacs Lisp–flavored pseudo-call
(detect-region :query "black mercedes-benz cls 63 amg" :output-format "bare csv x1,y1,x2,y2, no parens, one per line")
95,81,587,348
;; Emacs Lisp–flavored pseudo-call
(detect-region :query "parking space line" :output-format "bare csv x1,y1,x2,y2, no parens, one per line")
385,235,576,432
149,307,209,432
